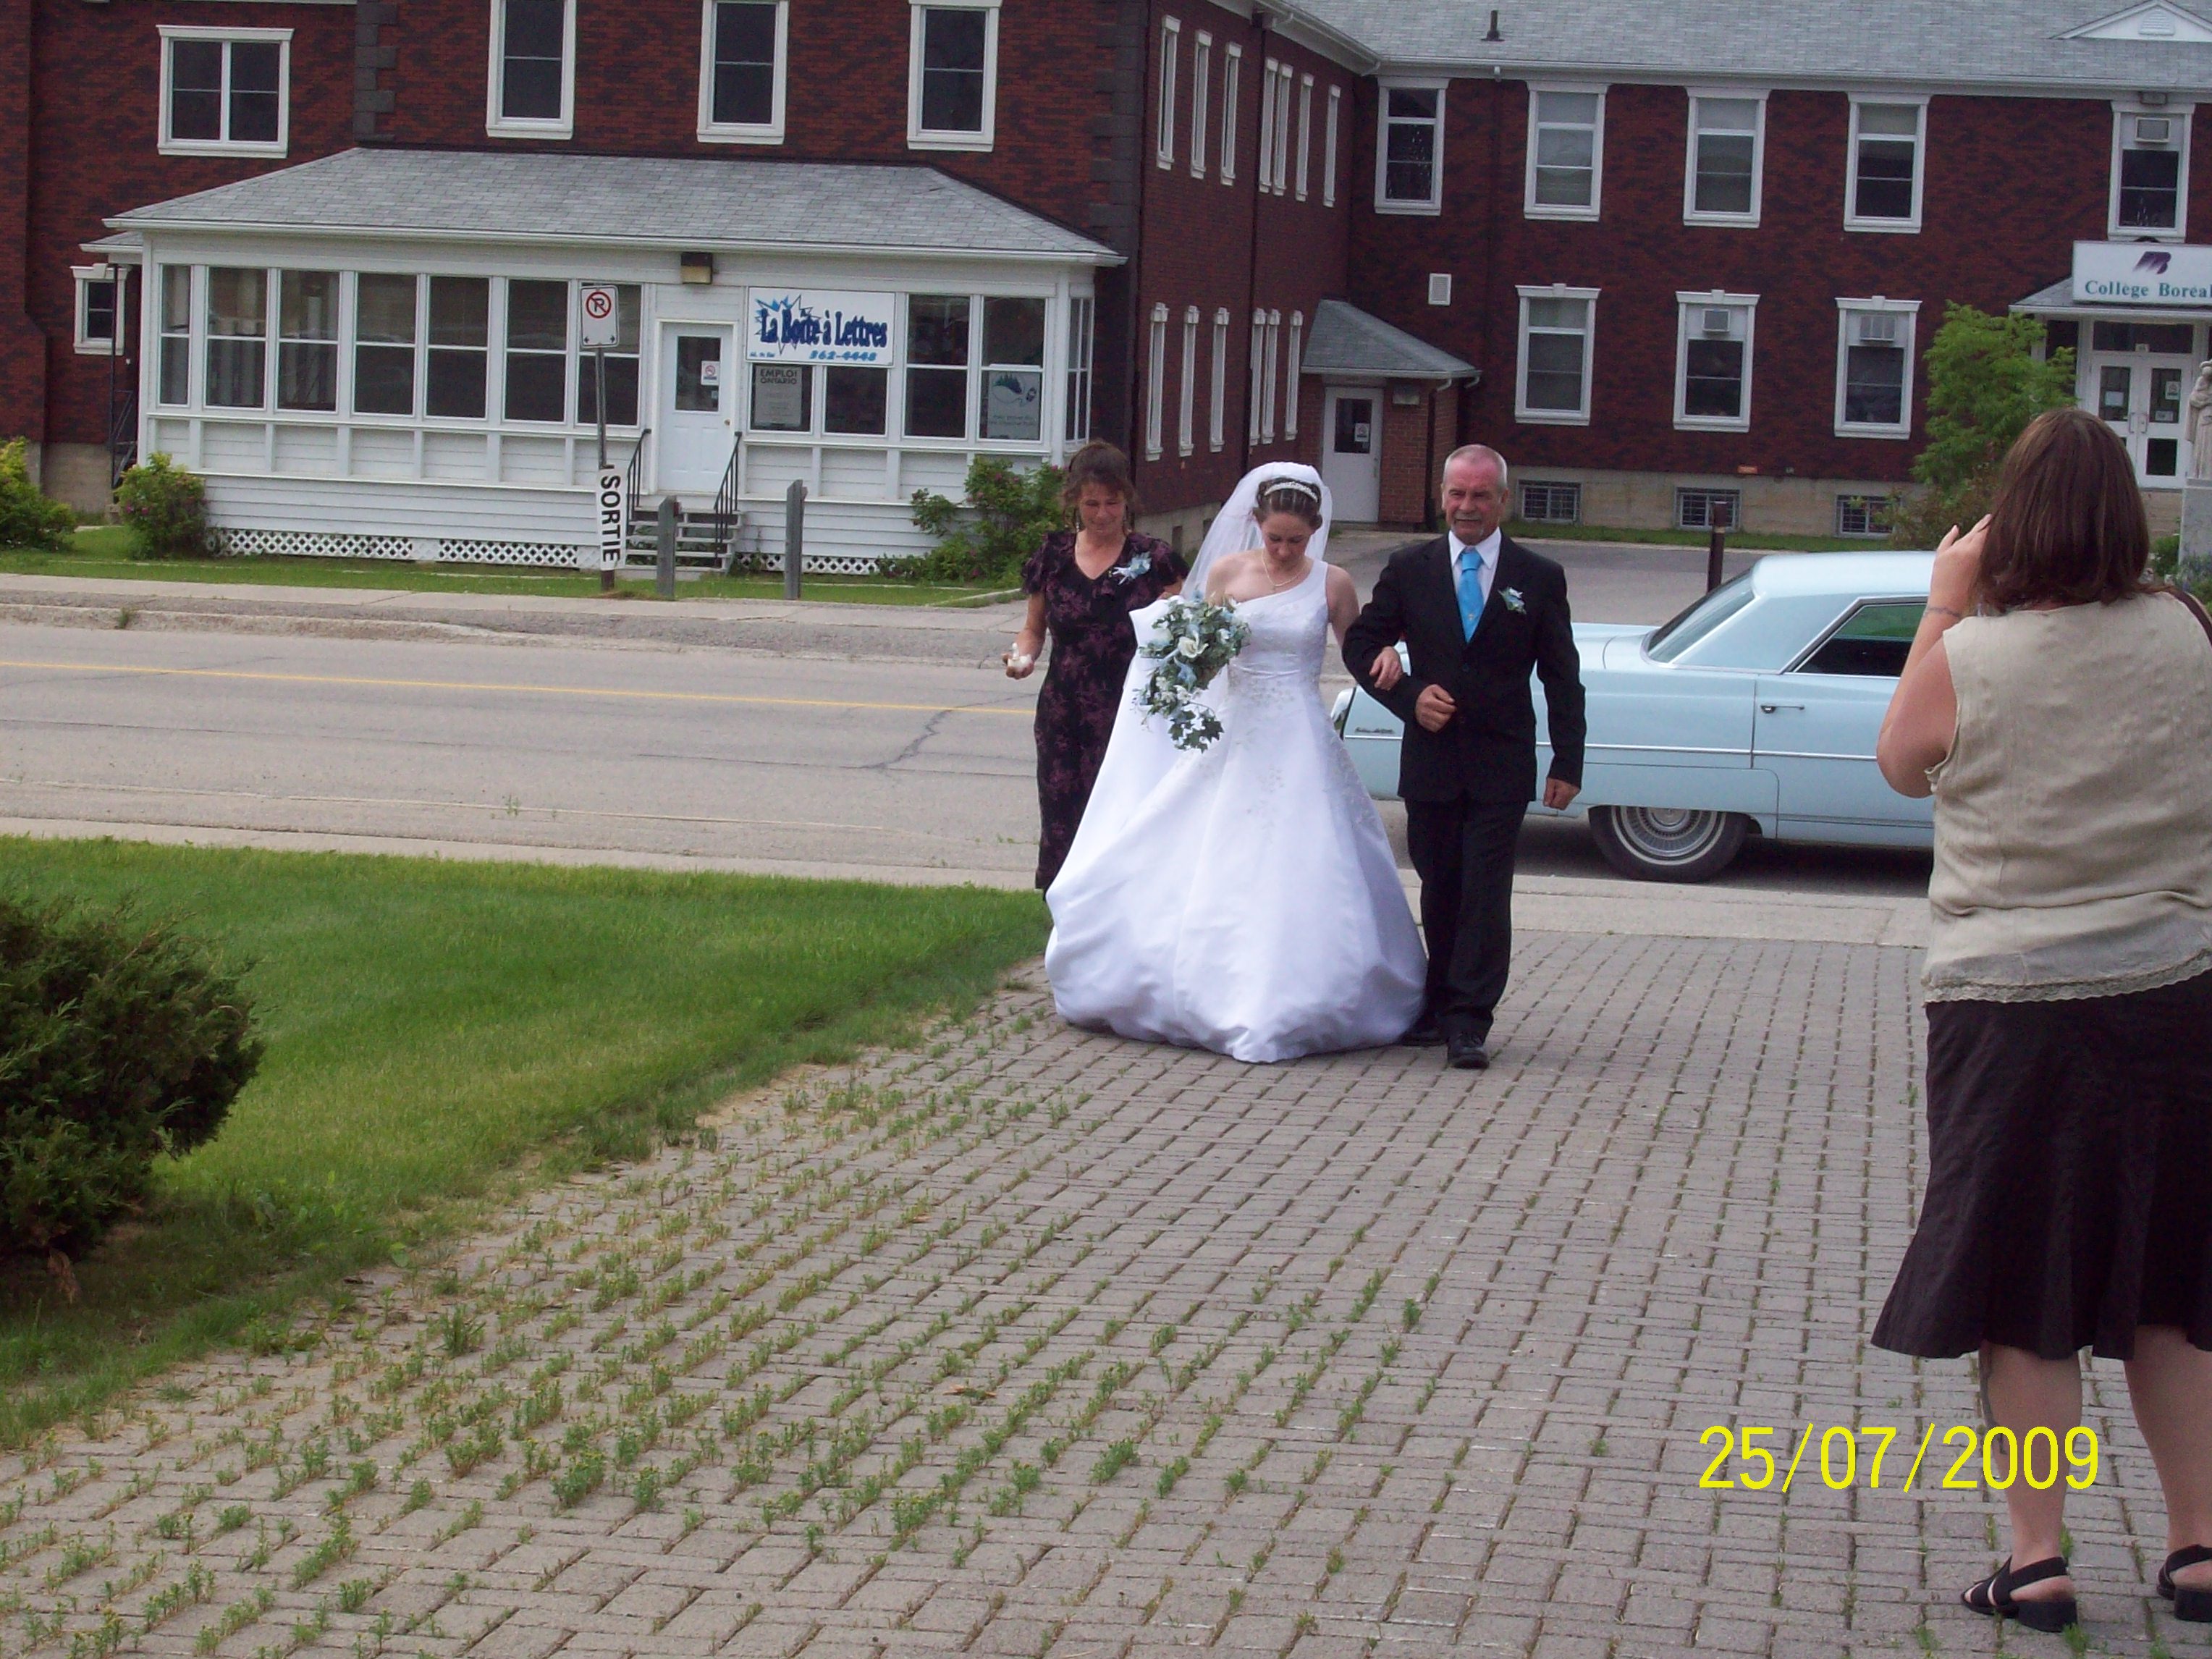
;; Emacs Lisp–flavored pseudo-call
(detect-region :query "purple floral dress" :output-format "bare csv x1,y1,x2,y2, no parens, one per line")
1023,530,1186,888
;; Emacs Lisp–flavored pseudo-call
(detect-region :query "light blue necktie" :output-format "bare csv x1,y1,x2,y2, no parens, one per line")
1457,548,1485,641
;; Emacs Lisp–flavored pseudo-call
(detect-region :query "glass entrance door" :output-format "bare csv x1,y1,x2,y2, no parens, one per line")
2085,321,2198,488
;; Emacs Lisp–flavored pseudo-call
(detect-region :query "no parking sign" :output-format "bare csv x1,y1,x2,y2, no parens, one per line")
580,284,621,349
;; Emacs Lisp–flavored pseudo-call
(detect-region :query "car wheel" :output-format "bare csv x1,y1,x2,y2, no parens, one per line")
1589,806,1748,884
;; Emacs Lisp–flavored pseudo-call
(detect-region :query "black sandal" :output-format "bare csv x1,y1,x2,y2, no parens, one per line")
2160,1545,2212,1623
1962,1555,2078,1634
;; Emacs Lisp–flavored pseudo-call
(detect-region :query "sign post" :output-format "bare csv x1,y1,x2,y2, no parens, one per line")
581,285,622,591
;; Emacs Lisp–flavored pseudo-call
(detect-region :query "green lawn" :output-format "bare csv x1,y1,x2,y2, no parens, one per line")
0,528,1014,606
0,840,1046,1445
1507,520,1886,554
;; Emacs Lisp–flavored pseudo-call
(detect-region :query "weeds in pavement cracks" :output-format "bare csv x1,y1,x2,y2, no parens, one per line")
0,995,1453,1656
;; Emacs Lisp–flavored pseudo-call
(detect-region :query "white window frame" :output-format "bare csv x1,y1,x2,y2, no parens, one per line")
1323,85,1341,206
1210,307,1229,451
159,25,292,158
1844,94,1928,234
1156,17,1181,169
1295,74,1314,200
73,266,123,356
1376,79,1447,215
1285,311,1303,439
1145,303,1168,460
1832,297,1921,439
1248,311,1265,443
1514,284,1599,426
1189,33,1212,178
1525,83,1605,221
907,0,1000,153
1682,88,1767,227
1220,46,1241,185
1178,305,1199,457
1258,59,1280,193
2108,102,2192,240
1272,64,1294,195
1672,290,1760,434
486,0,575,140
696,0,789,144
1261,309,1281,441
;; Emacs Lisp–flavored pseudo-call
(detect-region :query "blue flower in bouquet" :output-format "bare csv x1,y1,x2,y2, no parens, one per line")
1134,596,1250,751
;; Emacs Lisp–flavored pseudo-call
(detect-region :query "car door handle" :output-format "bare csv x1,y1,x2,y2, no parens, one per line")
1760,702,1804,713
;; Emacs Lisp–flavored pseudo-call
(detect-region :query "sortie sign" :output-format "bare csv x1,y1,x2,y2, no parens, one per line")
597,468,627,573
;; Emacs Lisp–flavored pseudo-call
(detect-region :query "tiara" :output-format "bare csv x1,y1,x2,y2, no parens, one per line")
1257,476,1322,505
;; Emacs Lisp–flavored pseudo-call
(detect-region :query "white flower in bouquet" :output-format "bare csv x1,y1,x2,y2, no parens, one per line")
1134,596,1250,751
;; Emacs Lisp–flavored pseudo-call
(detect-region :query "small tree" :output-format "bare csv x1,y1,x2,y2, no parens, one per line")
114,452,216,560
0,438,77,552
1891,304,2076,547
887,456,1067,585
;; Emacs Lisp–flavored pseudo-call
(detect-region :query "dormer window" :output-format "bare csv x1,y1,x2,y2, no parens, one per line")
2112,108,2189,237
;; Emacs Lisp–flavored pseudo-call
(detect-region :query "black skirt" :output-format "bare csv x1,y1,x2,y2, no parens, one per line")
1873,968,2212,1362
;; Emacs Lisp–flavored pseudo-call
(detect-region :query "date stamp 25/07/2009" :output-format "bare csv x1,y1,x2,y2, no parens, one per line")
1699,1424,2102,1494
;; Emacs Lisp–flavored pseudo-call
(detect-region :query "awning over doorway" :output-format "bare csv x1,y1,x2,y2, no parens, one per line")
1301,298,1474,381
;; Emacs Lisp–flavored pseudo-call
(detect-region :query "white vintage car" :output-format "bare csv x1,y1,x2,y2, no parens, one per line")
1332,551,1936,882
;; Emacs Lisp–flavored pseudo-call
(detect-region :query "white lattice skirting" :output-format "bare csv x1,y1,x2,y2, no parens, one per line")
214,528,588,567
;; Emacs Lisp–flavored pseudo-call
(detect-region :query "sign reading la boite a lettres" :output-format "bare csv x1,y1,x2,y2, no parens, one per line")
748,291,897,364
2074,242,2212,305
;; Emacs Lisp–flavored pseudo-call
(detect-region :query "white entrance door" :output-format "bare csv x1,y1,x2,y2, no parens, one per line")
2086,325,2197,488
1322,385,1382,522
657,324,736,496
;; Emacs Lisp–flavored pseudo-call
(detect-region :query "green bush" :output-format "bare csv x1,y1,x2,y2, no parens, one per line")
0,438,77,552
114,452,215,560
886,455,1066,585
1,893,261,1283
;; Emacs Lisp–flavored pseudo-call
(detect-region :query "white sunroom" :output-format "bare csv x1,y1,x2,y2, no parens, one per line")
101,149,1119,570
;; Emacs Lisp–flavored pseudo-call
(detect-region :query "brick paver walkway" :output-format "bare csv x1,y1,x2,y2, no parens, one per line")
3,932,2204,1659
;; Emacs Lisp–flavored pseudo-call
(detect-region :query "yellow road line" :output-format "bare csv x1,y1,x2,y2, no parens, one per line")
0,657,1033,718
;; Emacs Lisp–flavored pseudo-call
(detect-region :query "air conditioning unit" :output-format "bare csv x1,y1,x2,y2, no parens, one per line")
1856,313,1900,345
2135,116,2174,145
1700,308,1734,337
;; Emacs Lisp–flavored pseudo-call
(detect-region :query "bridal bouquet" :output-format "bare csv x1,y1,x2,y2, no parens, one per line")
1134,596,1250,751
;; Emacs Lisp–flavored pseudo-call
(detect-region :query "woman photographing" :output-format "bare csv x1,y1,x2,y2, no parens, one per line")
1005,442,1185,889
1873,408,2212,1634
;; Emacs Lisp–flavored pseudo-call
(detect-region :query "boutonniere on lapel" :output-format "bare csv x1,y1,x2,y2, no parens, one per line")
1110,552,1152,586
1500,586,1527,615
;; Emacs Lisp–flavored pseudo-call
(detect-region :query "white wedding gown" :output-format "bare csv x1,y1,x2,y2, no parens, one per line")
1044,559,1427,1063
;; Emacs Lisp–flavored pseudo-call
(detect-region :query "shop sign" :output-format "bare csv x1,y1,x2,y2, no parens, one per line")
748,290,896,363
2073,242,2212,305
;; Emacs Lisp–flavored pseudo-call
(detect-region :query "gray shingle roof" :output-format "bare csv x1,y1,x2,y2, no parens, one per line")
109,149,1119,263
1301,299,1477,379
1286,0,2212,94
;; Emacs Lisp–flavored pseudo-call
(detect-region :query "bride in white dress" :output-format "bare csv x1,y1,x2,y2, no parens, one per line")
1044,464,1427,1063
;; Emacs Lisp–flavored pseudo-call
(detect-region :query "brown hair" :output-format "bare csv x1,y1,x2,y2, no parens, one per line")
1059,442,1140,525
1978,408,2151,611
1254,475,1325,528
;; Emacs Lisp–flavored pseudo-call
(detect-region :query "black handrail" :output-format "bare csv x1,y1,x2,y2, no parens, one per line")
623,429,651,562
108,387,138,488
712,438,743,575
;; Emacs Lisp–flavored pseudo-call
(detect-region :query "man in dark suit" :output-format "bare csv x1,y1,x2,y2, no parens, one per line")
1343,446,1586,1070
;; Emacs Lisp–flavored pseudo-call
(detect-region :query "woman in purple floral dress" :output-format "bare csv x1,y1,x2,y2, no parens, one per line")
1006,444,1186,888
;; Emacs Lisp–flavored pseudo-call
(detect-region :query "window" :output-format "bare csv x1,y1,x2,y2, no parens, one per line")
1685,93,1763,224
2112,109,2190,236
1846,99,1925,231
1261,311,1282,442
504,279,569,423
1519,481,1582,524
750,363,809,431
1295,75,1313,200
1210,308,1228,451
1248,312,1265,444
488,0,574,137
1801,601,1923,675
160,29,288,156
1323,86,1341,206
204,267,267,410
1189,33,1211,178
575,284,642,427
1833,495,1896,539
1833,300,1920,437
906,294,971,437
276,271,338,413
1259,60,1279,192
1178,306,1199,457
1272,63,1293,195
73,268,119,355
982,297,1045,441
1676,488,1739,531
1379,85,1444,211
1515,287,1597,424
353,274,417,415
698,0,788,141
826,366,890,436
1220,46,1241,183
158,266,192,405
1065,295,1094,444
1285,312,1302,439
1428,273,1453,306
1527,88,1603,218
1145,305,1168,460
1674,294,1757,430
1156,18,1180,169
420,278,489,420
909,4,998,150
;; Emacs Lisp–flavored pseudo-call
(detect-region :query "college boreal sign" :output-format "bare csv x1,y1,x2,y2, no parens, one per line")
748,290,897,364
2072,241,2212,305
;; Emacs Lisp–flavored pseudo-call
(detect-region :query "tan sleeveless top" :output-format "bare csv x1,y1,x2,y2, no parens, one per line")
1924,593,2212,1002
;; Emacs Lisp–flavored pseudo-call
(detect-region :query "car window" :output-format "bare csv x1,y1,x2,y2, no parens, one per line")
1645,575,1755,662
1796,601,1925,677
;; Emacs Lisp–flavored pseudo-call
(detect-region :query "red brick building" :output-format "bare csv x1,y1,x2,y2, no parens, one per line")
4,0,2207,555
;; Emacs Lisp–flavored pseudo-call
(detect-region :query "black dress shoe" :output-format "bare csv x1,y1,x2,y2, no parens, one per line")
1400,1014,1445,1047
1447,1037,1490,1071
